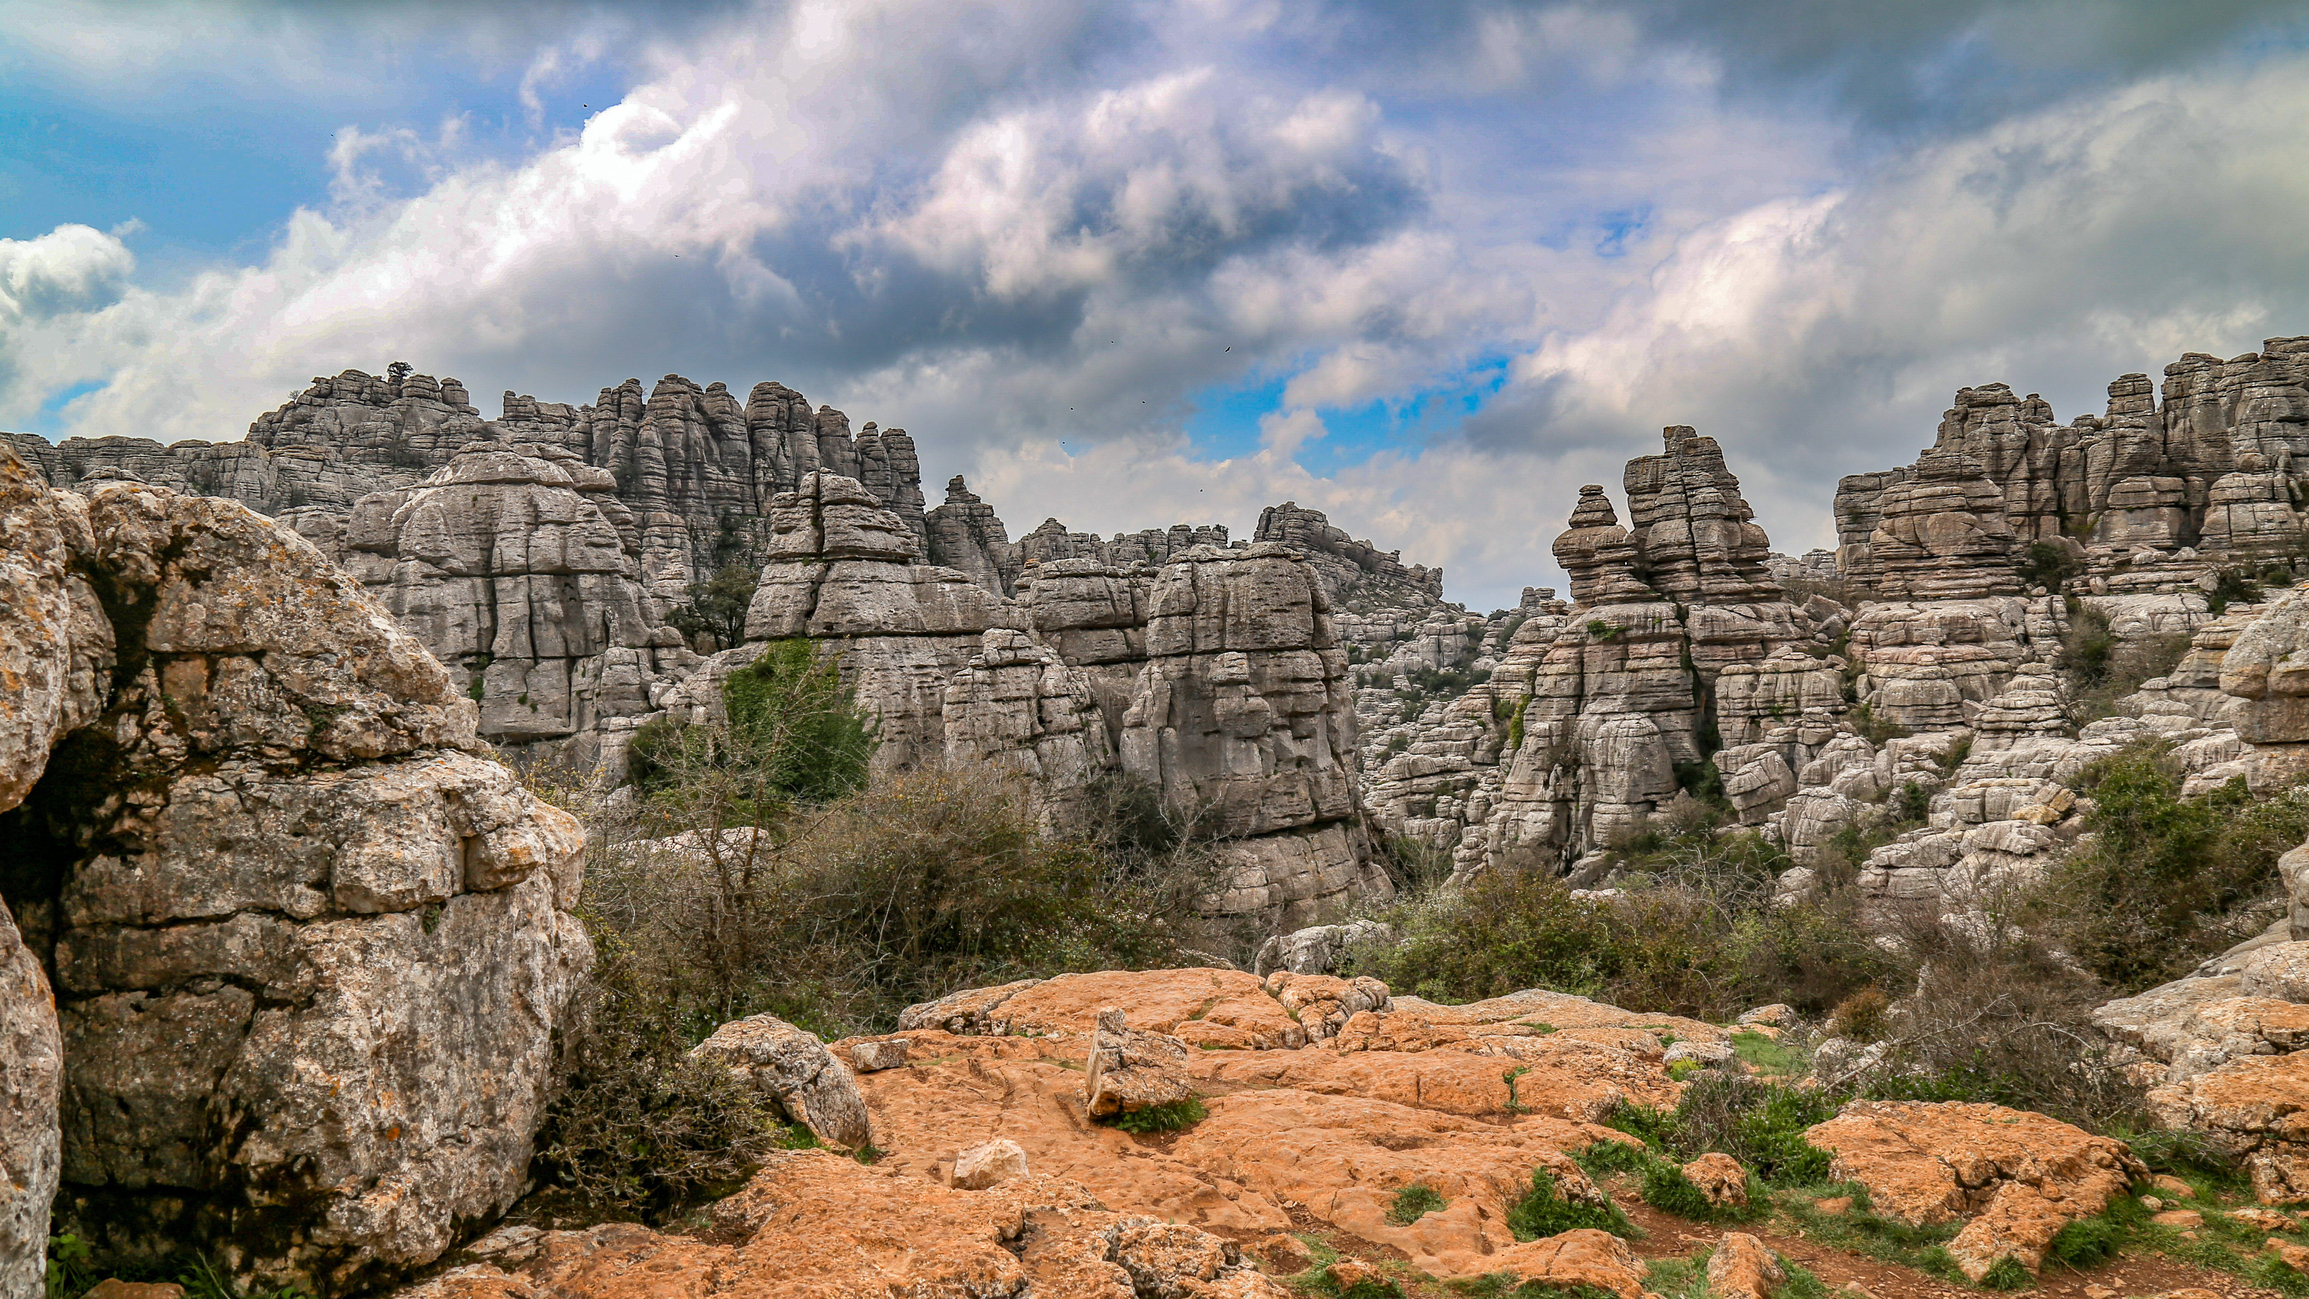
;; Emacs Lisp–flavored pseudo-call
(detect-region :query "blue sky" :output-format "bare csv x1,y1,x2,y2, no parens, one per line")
6,0,2309,608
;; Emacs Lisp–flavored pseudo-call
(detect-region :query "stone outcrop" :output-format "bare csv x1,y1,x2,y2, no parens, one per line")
1018,517,1234,570
11,363,930,606
1805,1101,2143,1226
338,441,699,775
1837,340,2309,599
0,443,591,1293
688,1014,875,1151
1365,428,1830,874
924,474,1023,596
1252,501,1444,610
406,1150,1290,1299
738,471,1023,768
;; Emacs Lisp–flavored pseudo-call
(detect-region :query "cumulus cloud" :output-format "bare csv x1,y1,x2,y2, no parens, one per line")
4,0,2309,611
0,224,134,322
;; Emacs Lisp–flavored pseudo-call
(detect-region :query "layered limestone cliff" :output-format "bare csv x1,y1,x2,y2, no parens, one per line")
675,474,1388,923
1836,339,2309,599
338,441,702,775
1364,428,1832,875
0,443,591,1293
8,366,930,605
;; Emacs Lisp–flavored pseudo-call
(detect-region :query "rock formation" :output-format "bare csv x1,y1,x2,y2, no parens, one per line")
0,442,590,1293
924,475,1023,596
1366,428,1829,874
338,441,699,774
1837,339,2309,598
689,473,1387,923
1252,501,1444,610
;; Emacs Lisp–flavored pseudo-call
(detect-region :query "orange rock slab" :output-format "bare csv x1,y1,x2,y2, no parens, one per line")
1804,1100,2144,1226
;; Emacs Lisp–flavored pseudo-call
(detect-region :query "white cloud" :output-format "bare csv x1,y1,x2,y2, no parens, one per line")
0,225,135,324
5,0,2309,615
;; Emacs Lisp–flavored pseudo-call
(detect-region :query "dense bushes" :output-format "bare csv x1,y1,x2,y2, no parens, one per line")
1346,835,1891,1021
2038,742,2309,994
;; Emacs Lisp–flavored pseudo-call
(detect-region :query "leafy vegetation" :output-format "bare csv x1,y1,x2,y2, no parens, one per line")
1388,1182,1447,1225
2036,741,2309,994
1105,1098,1209,1133
1505,1168,1635,1240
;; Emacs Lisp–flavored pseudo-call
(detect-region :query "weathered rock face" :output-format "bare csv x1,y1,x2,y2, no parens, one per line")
740,472,1024,769
925,474,1024,597
339,442,699,776
1837,340,2309,599
1252,501,1444,610
726,477,1384,922
1121,543,1388,919
12,366,930,604
1367,429,1829,876
1018,517,1234,570
0,444,591,1294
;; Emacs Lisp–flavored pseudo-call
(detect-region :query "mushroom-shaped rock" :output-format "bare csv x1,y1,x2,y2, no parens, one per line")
691,1013,875,1150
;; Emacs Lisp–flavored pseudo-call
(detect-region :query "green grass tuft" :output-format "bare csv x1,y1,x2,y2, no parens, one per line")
1388,1182,1447,1225
1106,1097,1208,1133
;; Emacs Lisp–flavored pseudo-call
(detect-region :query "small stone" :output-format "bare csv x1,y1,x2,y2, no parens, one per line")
1683,1153,1749,1207
951,1138,1028,1190
2272,1238,2309,1272
2084,1285,2118,1299
2141,1195,2164,1211
1326,1260,1388,1290
1737,1004,1795,1027
1838,1284,1877,1299
2154,1209,2205,1229
848,1038,910,1072
2232,1207,2291,1231
1706,1232,1786,1299
2152,1174,2193,1198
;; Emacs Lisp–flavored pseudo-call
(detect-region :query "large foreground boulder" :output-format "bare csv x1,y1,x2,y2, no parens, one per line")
0,445,592,1295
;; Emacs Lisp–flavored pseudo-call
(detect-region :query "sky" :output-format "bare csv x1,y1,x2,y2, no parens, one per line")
5,1,2309,610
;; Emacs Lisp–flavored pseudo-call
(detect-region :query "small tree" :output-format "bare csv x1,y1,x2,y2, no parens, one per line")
667,564,759,650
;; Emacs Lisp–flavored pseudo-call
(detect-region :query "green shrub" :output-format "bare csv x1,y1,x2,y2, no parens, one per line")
529,937,786,1223
1387,1182,1447,1225
1639,1161,1717,1219
1321,1267,1405,1299
45,1235,97,1299
665,562,761,651
1348,856,1890,1021
1106,1098,1208,1133
2019,540,2085,593
1505,1169,1634,1240
2037,742,2309,994
2047,1211,2127,1268
628,638,877,808
1978,1256,2034,1291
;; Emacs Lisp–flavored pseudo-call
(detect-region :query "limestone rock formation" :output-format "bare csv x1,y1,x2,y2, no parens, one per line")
341,441,698,775
924,475,1023,596
688,1014,875,1151
401,1150,1290,1298
1018,517,1234,569
0,444,591,1293
740,471,1023,769
1837,340,2309,599
1803,1101,2143,1227
1252,501,1444,610
1367,428,1827,875
1084,1007,1196,1119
